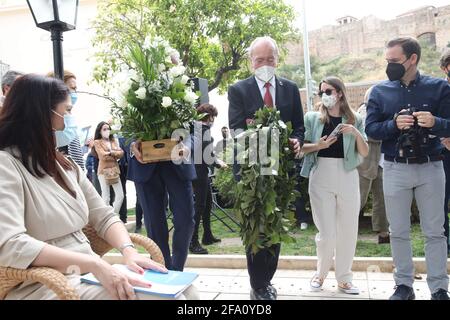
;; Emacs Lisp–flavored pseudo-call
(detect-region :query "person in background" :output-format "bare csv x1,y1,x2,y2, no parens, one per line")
1,70,24,108
134,197,144,234
301,76,368,295
47,71,85,170
294,158,310,230
439,50,450,255
214,126,232,163
365,37,450,300
0,74,200,300
357,87,390,244
116,135,128,224
190,103,227,255
94,122,124,215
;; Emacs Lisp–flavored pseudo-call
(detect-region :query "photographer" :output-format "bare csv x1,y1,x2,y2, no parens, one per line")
439,50,450,255
366,37,450,300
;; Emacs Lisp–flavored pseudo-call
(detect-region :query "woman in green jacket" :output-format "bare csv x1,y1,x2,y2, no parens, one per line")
301,76,368,295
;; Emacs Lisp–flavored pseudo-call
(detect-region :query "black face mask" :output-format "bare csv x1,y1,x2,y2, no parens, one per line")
386,58,409,82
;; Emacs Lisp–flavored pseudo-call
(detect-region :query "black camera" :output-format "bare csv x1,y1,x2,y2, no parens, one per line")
396,108,430,158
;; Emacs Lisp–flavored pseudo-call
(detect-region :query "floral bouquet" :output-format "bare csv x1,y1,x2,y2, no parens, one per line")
110,36,203,162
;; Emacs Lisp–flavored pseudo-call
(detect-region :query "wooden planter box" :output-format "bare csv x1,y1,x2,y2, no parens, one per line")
141,139,182,163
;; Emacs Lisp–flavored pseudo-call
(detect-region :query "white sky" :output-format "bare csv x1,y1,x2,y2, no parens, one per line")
285,0,450,31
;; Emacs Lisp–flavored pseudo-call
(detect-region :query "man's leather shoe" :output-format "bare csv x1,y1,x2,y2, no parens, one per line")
431,289,449,300
189,242,208,254
250,286,277,300
202,235,221,245
378,234,390,244
268,284,277,298
389,285,415,300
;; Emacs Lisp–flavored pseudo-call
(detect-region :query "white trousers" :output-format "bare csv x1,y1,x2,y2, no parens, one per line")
98,174,124,215
308,158,360,284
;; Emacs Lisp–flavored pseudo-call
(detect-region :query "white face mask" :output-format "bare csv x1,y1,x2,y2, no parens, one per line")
255,65,275,83
102,130,111,139
322,94,337,109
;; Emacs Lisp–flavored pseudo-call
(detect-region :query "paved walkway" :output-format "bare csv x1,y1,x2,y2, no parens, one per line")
185,268,433,300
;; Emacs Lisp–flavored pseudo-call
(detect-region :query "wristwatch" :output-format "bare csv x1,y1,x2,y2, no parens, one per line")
119,243,136,254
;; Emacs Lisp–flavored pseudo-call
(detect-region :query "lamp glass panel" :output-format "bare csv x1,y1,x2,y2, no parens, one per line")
57,0,78,26
27,0,55,24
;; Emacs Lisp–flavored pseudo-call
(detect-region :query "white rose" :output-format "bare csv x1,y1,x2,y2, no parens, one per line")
119,81,131,95
111,123,122,131
130,70,143,84
184,91,198,104
115,94,128,109
143,36,152,50
135,87,147,100
158,64,166,72
162,96,172,108
180,75,190,85
169,65,186,78
165,55,172,63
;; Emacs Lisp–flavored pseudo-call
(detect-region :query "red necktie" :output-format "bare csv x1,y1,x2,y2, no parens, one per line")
264,82,273,108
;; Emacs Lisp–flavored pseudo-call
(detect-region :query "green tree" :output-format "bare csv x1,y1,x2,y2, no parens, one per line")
92,0,297,93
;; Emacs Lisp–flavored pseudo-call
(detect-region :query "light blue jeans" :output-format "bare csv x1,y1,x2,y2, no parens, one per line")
383,160,449,294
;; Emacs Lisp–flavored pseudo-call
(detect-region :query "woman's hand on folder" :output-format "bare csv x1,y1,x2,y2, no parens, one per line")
123,249,168,275
92,258,152,300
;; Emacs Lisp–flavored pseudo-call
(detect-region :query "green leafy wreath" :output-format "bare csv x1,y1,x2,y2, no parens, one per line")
234,107,299,255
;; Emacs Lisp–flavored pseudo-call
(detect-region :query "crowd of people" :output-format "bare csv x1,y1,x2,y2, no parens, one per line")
0,35,449,301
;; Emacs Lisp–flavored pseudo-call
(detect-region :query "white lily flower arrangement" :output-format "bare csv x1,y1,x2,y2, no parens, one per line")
110,35,203,141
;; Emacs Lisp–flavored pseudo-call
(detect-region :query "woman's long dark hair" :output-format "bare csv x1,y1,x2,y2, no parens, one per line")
94,121,113,141
0,74,70,177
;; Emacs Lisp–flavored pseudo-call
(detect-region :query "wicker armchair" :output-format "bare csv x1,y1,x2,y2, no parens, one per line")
0,224,164,300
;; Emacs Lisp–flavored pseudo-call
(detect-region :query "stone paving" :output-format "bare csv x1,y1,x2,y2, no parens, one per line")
185,268,434,300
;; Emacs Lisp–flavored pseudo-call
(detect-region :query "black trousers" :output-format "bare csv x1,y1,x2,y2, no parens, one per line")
191,174,213,243
135,195,144,230
118,164,128,223
246,244,281,289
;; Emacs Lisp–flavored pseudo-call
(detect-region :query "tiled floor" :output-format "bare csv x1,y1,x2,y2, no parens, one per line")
185,268,434,300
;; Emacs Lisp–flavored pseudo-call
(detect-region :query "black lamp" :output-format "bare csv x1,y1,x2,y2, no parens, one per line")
26,0,79,80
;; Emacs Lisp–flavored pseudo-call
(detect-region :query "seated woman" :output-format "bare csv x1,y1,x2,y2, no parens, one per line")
0,74,198,300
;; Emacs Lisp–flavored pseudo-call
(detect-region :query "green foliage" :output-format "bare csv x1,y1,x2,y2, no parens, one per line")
277,56,319,88
234,107,298,255
417,40,443,78
212,167,237,207
92,0,297,93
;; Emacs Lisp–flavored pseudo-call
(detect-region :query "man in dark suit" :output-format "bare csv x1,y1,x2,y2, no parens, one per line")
228,36,305,300
128,138,196,271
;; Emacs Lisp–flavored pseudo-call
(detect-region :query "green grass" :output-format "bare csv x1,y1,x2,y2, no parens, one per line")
128,208,432,257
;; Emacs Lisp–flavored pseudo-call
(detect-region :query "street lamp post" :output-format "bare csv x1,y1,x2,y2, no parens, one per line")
26,0,79,80
301,0,314,111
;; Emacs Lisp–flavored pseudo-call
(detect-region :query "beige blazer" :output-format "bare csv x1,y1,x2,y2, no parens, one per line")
0,149,121,299
93,139,124,175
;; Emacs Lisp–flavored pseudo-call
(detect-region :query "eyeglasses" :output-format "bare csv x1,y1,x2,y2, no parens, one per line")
318,88,335,97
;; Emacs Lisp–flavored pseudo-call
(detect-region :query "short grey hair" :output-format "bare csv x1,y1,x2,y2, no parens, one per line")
248,36,279,59
1,70,24,94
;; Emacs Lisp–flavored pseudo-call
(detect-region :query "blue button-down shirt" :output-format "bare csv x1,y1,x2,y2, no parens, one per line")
365,72,450,158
